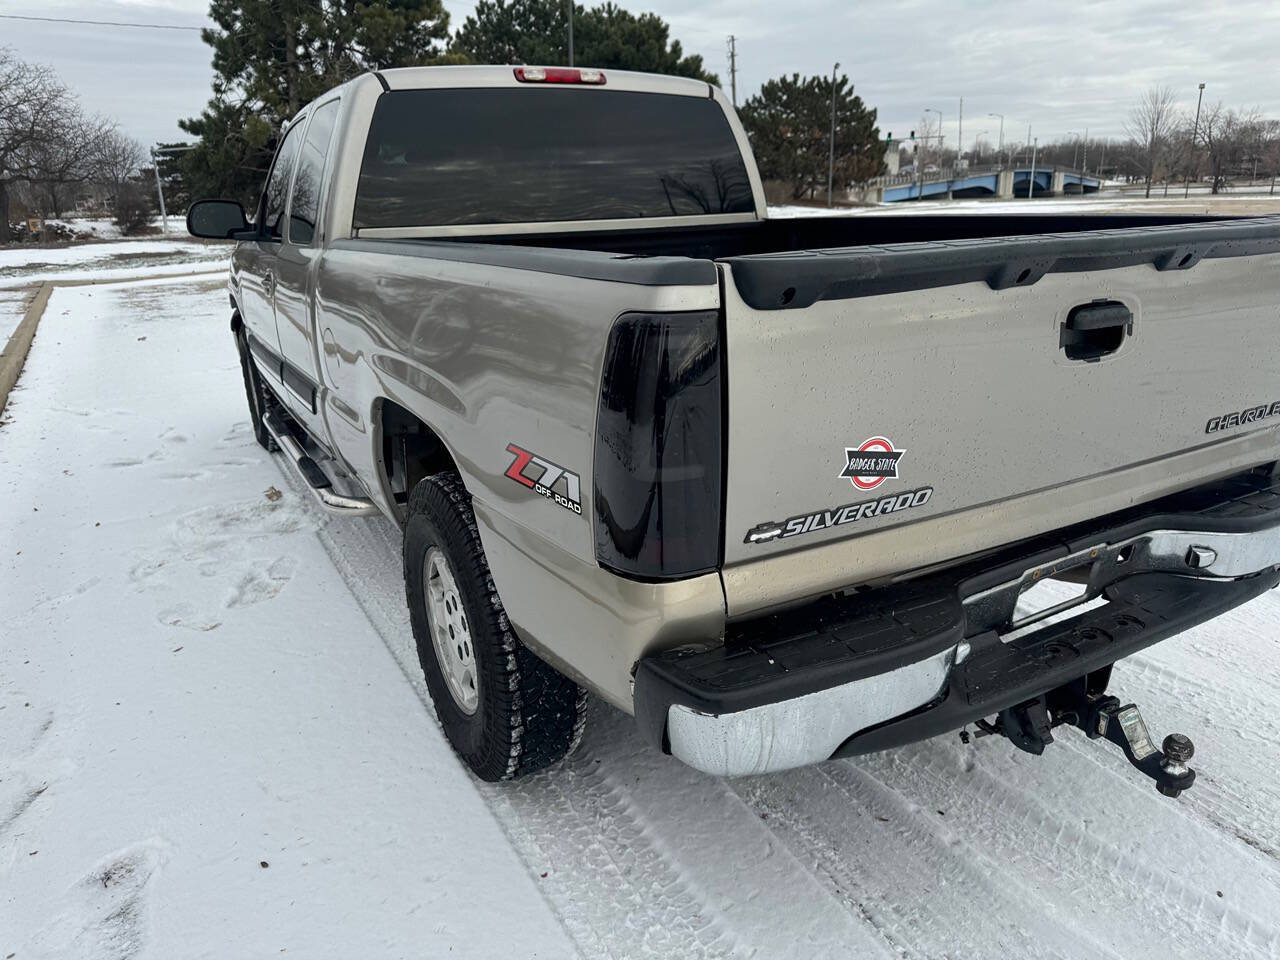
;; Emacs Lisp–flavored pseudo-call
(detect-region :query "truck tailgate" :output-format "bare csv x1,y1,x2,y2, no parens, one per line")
719,217,1280,614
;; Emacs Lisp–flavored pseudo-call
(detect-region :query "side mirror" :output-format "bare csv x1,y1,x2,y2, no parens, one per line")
187,199,253,240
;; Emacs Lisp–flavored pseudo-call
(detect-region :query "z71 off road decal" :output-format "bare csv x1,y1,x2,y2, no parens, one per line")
504,443,583,515
839,436,905,490
744,487,934,545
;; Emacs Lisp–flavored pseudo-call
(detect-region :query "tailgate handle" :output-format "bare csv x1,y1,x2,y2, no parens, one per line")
1060,300,1132,361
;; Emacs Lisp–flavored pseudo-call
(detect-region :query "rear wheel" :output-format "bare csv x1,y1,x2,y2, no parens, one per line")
403,472,587,780
235,329,277,452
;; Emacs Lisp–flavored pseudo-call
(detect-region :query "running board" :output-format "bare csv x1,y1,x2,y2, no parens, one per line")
261,409,378,517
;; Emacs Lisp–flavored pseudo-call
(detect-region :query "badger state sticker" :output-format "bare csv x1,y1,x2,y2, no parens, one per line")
839,436,905,490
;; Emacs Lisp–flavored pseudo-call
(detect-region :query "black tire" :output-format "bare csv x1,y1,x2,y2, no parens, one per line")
235,328,277,452
403,472,587,781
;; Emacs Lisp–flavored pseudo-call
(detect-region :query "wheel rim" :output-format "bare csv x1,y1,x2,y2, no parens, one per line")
423,547,479,715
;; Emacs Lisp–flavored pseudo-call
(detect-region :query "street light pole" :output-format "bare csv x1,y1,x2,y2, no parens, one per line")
1027,136,1038,200
1185,82,1205,199
826,62,840,207
989,113,1004,168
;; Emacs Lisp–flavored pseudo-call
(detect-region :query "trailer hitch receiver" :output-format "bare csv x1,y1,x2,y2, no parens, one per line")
962,676,1197,798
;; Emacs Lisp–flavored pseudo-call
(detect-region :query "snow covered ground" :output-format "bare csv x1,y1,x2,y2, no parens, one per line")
0,289,32,342
0,240,229,291
3,270,1280,959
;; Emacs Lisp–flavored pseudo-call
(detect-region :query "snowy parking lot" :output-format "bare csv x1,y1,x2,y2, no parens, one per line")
3,266,1280,959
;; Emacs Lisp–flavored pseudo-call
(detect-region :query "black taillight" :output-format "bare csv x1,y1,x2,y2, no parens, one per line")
594,310,723,580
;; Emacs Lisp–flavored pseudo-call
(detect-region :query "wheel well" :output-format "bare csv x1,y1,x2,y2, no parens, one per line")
378,398,458,509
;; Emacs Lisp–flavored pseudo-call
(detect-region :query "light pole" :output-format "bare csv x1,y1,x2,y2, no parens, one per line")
971,130,989,165
1068,131,1081,171
826,62,840,207
149,144,195,235
988,113,1005,168
925,107,943,168
1027,137,1039,200
1185,82,1205,198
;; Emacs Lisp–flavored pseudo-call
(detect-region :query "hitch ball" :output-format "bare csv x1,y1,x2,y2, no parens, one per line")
1163,733,1194,763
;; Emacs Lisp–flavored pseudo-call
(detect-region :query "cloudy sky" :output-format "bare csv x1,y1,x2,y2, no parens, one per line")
6,0,1280,154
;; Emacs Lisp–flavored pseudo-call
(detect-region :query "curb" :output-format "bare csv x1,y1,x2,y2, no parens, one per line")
0,282,53,418
0,270,224,417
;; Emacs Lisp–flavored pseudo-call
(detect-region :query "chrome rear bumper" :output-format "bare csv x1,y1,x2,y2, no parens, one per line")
635,469,1280,777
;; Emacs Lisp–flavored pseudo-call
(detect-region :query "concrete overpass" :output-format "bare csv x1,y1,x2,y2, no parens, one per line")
848,166,1102,203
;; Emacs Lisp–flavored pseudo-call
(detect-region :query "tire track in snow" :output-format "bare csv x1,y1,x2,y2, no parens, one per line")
733,760,1126,960
854,739,1280,960
1107,654,1280,864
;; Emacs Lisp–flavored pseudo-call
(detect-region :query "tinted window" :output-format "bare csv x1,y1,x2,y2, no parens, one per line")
288,100,339,245
353,88,754,228
260,122,304,240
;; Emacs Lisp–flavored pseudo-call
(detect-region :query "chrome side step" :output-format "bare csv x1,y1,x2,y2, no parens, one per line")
262,409,378,517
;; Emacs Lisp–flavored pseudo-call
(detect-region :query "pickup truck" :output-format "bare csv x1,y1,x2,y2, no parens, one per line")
188,65,1280,796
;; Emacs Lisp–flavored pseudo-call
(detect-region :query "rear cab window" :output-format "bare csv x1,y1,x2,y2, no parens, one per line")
288,99,340,245
260,121,305,240
353,88,754,229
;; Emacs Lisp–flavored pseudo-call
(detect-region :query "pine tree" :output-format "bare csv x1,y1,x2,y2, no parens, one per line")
179,0,452,208
452,0,717,85
740,72,884,201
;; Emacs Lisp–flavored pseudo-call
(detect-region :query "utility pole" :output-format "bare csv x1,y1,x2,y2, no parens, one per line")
1185,81,1205,199
989,113,1005,168
567,0,574,66
957,96,963,169
727,35,738,108
826,62,840,207
149,144,195,236
1027,137,1038,200
1081,127,1088,177
1069,131,1081,171
150,147,168,235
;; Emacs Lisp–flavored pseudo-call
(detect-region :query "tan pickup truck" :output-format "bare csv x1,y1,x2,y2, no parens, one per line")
188,65,1280,798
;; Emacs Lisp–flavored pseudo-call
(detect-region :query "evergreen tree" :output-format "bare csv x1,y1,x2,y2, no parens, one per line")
452,0,717,85
740,72,883,201
180,0,453,208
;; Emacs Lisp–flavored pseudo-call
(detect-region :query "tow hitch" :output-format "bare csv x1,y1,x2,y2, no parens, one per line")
961,669,1197,798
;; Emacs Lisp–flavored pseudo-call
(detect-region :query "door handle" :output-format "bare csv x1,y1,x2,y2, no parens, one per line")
1060,300,1132,362
262,270,275,296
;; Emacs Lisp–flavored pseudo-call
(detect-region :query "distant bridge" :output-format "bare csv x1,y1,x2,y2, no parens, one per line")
849,166,1103,203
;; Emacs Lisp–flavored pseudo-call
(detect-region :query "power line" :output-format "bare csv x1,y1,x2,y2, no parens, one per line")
0,13,204,32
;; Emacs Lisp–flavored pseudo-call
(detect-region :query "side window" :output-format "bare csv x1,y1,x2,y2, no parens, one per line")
288,100,339,246
260,121,305,241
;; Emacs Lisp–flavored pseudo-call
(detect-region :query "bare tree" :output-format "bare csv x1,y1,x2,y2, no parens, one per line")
95,129,146,190
1191,104,1264,194
0,48,115,241
1124,86,1179,198
29,110,115,218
